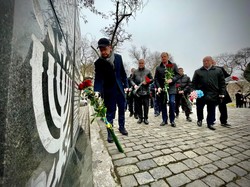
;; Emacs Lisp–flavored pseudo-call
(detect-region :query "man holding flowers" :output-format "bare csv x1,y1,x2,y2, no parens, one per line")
94,38,129,143
154,52,180,127
192,56,226,130
130,59,153,125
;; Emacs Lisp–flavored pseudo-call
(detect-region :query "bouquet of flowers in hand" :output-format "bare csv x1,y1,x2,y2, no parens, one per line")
78,79,124,153
189,90,204,100
164,64,174,102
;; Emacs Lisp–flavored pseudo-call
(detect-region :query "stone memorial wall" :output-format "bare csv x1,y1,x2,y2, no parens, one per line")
0,0,92,186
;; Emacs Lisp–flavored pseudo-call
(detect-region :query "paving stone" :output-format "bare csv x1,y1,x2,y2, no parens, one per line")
140,147,155,153
171,147,182,152
237,161,250,172
183,150,198,158
184,168,207,180
223,148,240,155
242,149,250,156
153,155,175,166
222,156,241,166
113,157,138,166
214,150,231,158
166,173,191,187
137,153,153,160
172,152,188,161
193,147,209,155
193,155,212,165
183,159,200,169
150,150,163,157
150,180,169,187
245,173,250,180
231,146,245,152
200,164,218,174
213,143,228,150
125,142,136,147
215,169,237,183
203,146,218,152
213,160,229,169
226,182,240,187
233,153,249,161
132,144,144,151
161,148,173,154
136,159,157,170
236,177,250,187
134,172,154,185
149,166,172,179
228,165,248,177
202,175,225,187
186,180,209,187
120,175,138,187
112,153,126,160
167,162,189,174
117,165,140,176
123,147,133,152
204,153,220,161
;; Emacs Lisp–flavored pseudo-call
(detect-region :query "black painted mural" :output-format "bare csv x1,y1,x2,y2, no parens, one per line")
0,0,92,186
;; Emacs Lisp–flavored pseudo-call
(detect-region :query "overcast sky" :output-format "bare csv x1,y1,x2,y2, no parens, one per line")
80,0,250,77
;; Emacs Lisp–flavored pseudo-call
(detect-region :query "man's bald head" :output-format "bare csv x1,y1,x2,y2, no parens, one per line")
203,56,213,69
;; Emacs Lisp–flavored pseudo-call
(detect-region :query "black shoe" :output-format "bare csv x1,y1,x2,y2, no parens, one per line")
107,136,113,143
137,118,143,124
119,128,128,135
134,115,138,119
144,119,149,125
186,117,192,122
221,123,231,127
171,121,176,127
154,113,160,117
160,121,167,126
208,125,216,130
129,112,133,117
197,121,202,127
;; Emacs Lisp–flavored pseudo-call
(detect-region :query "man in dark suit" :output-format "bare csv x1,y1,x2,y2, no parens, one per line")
192,56,226,130
94,38,129,143
154,52,180,127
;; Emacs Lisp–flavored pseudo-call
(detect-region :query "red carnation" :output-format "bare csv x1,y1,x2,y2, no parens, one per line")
176,83,181,88
166,64,173,68
232,75,239,81
145,76,151,84
78,79,92,90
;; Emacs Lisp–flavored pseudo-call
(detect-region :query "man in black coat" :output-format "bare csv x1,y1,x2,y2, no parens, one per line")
192,56,226,130
94,38,129,143
175,67,192,122
212,59,232,127
130,59,153,125
154,52,180,127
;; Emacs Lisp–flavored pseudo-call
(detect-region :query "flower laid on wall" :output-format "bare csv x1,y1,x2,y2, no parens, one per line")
78,79,124,153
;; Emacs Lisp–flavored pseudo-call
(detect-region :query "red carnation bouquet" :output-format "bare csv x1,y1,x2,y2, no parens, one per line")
78,79,124,153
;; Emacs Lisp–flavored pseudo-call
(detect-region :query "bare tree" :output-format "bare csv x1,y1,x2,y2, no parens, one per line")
78,37,98,79
234,47,250,73
101,0,146,49
213,53,237,75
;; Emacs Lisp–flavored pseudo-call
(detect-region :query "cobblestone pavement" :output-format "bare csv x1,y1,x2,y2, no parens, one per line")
99,106,250,187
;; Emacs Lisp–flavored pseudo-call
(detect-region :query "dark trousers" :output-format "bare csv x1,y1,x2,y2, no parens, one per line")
218,102,228,124
105,89,126,131
135,95,149,119
160,93,175,123
128,94,137,115
175,94,191,117
154,95,161,115
196,98,216,125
